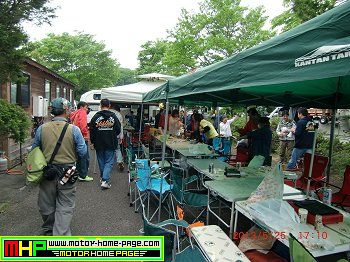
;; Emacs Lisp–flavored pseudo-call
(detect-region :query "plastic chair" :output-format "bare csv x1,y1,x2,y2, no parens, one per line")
331,165,350,209
141,203,207,262
169,166,208,223
134,159,172,221
284,153,328,191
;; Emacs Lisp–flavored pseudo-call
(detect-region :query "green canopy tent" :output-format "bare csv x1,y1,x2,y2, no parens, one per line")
144,2,350,204
143,1,350,108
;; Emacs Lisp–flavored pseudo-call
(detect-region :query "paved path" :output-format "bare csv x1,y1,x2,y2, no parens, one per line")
0,152,142,236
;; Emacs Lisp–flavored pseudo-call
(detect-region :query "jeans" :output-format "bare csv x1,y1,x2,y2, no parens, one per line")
96,150,115,182
76,140,89,178
287,148,313,169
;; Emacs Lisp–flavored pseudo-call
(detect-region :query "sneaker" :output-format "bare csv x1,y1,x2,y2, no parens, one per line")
78,176,94,182
101,181,111,189
118,162,125,172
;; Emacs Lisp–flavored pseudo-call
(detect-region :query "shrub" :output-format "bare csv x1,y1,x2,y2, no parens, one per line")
0,99,31,143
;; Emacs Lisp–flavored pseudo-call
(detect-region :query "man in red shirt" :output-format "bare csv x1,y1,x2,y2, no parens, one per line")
238,108,260,136
70,101,94,181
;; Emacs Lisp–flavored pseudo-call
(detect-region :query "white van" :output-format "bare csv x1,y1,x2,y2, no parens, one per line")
80,90,101,123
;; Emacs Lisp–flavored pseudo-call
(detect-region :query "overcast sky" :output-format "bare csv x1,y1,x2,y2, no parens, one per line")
24,0,284,69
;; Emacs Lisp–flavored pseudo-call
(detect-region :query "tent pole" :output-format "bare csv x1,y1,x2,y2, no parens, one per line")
158,83,169,222
137,103,144,158
216,106,220,134
306,128,317,198
326,110,336,184
326,78,340,185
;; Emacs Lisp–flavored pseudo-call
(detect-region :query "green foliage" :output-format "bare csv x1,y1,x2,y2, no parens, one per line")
0,99,31,143
315,133,350,178
27,32,120,97
115,68,137,86
137,0,274,76
272,0,337,32
270,117,281,153
137,40,169,75
0,0,55,84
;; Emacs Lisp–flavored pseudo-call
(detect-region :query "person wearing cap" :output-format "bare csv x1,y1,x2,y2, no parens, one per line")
287,107,314,170
90,98,121,189
276,110,296,163
32,98,87,236
70,101,94,182
241,117,272,165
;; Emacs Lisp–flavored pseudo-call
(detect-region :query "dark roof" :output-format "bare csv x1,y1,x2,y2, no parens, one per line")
25,58,77,87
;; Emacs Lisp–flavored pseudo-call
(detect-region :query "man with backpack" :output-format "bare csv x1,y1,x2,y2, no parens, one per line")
32,98,87,236
90,99,121,189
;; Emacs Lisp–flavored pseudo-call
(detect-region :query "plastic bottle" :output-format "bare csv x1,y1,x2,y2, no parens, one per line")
60,166,76,185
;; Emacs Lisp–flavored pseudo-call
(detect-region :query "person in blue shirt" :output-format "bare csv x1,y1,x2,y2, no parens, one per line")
32,98,87,236
286,107,315,170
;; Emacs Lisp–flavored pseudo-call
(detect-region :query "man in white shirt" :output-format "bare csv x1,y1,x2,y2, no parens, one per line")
219,115,238,138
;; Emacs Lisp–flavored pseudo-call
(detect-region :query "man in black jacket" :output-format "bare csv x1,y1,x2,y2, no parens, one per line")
286,107,314,170
90,99,121,189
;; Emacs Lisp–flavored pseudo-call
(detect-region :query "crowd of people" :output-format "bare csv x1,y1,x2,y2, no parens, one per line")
155,106,315,169
31,97,315,236
32,97,121,236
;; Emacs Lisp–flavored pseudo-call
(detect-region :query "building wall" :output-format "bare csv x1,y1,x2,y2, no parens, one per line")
0,61,76,166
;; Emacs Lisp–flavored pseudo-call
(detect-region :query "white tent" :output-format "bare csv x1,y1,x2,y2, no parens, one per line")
101,81,165,103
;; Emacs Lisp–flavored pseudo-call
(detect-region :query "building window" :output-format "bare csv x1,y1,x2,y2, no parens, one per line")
10,83,18,104
56,85,60,98
45,80,51,101
69,89,73,102
10,74,30,107
63,87,67,99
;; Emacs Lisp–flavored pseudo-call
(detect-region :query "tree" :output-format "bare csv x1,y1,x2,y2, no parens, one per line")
0,0,55,84
0,99,31,143
137,0,274,76
115,68,137,86
272,0,337,32
137,40,169,75
27,32,120,97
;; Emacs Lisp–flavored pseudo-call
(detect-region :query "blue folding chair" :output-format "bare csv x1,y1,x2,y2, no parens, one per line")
134,159,172,221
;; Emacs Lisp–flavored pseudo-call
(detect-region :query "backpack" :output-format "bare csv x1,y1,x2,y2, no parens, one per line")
25,147,47,184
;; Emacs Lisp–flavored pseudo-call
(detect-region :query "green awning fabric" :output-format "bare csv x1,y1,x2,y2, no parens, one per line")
143,2,350,108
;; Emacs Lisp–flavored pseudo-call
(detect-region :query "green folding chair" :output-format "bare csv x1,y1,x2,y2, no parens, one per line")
289,233,348,262
170,166,209,223
141,202,207,262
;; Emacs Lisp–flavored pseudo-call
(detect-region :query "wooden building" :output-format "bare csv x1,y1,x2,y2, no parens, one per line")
0,58,76,165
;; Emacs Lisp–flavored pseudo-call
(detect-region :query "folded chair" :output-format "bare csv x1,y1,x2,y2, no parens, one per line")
169,166,209,223
140,202,207,262
210,137,232,162
126,147,137,206
134,159,172,221
284,153,328,191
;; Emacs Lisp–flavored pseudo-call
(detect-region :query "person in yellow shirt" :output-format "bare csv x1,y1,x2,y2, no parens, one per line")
194,114,218,145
